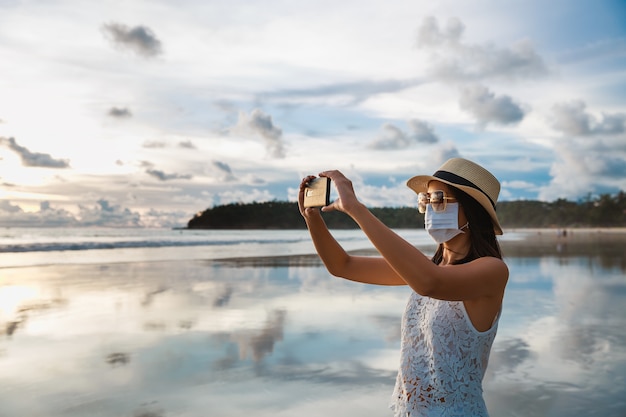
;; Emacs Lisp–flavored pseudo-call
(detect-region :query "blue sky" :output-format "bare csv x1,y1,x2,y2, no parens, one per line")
0,0,625,227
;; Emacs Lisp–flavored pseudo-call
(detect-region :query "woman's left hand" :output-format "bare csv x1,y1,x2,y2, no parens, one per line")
318,170,362,215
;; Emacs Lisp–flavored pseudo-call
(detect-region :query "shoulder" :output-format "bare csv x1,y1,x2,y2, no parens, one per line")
429,256,508,300
444,256,508,285
472,256,508,271
470,256,509,277
469,256,509,291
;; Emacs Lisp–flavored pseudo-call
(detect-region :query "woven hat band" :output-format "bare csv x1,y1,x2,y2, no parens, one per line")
433,170,496,209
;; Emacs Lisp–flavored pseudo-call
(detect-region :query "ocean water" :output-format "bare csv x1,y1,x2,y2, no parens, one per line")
0,227,625,417
0,227,435,268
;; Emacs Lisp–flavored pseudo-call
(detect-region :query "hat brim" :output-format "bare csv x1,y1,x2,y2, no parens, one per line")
407,174,503,235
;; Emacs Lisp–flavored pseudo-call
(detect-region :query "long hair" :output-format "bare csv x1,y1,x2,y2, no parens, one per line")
432,185,502,265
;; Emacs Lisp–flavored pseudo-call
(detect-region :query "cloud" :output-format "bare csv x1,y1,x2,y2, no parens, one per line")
140,140,197,149
0,199,188,228
434,142,462,165
551,100,626,136
137,208,191,228
502,180,536,190
459,85,526,127
76,199,142,227
0,200,23,214
368,119,439,150
145,169,192,181
0,201,78,227
178,140,196,149
101,22,163,57
142,141,167,148
539,100,626,199
539,139,626,200
416,16,549,82
233,109,286,158
212,160,236,182
0,137,70,168
216,188,275,206
108,107,132,118
417,16,465,46
263,78,423,104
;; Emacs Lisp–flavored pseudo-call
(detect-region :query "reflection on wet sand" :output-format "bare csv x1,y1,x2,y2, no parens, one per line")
0,285,68,338
0,229,624,417
501,229,626,271
484,230,626,417
106,352,130,367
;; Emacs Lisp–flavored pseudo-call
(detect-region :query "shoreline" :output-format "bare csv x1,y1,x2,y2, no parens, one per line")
213,227,626,266
2,227,624,270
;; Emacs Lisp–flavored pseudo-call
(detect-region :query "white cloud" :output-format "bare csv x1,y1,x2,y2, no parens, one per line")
145,169,193,181
216,188,276,206
212,160,236,182
0,198,192,228
416,16,549,82
107,107,132,118
551,100,626,136
0,137,70,168
539,138,626,200
368,120,439,150
101,22,163,58
178,140,196,149
536,99,626,200
459,85,526,127
231,109,286,159
502,180,535,190
0,201,75,227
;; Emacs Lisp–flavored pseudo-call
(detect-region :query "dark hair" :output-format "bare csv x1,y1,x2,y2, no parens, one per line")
432,185,502,265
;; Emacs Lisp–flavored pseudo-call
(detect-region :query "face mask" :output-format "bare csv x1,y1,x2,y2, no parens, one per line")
424,202,468,244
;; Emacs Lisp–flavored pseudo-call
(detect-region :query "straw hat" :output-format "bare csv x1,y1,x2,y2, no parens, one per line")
406,158,503,235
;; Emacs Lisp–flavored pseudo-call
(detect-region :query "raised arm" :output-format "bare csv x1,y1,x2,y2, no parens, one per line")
317,171,508,301
299,176,406,286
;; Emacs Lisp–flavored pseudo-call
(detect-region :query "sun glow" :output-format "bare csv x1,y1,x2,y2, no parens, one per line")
0,285,39,318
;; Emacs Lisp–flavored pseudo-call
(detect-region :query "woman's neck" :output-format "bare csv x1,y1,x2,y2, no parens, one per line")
441,234,471,265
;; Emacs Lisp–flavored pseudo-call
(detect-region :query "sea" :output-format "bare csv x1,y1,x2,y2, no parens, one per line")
0,227,625,417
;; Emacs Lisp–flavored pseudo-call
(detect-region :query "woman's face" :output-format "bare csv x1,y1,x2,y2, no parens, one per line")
427,180,468,228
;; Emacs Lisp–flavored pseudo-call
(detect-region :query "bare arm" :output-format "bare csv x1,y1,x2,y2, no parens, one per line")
318,171,509,301
299,176,406,286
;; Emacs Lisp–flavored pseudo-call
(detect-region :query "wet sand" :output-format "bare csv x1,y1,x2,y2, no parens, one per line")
500,228,626,258
212,228,626,266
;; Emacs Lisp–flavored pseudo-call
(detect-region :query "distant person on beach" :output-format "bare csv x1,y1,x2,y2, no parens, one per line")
299,158,508,417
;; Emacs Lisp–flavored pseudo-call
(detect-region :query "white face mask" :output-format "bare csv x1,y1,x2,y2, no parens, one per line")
424,202,468,244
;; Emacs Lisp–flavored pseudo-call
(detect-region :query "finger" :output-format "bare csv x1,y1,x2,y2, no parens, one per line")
300,175,316,189
320,205,336,213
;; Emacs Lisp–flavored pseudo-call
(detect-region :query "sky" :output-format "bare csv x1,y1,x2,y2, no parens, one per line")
1,0,625,228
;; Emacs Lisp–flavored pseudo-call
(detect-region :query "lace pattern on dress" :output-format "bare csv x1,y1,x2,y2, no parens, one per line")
390,292,499,417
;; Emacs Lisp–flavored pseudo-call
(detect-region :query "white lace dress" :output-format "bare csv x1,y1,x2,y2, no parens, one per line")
390,291,499,417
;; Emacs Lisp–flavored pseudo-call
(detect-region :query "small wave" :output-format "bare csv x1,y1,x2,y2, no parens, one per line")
0,238,307,253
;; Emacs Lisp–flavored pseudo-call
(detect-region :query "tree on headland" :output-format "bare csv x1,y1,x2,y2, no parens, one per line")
187,192,626,229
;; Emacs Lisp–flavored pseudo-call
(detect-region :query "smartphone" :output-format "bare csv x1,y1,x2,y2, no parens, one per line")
304,177,331,208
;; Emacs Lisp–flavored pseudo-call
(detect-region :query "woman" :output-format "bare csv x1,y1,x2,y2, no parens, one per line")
298,158,508,417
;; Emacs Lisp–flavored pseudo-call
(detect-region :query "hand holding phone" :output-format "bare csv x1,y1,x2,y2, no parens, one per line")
303,177,331,208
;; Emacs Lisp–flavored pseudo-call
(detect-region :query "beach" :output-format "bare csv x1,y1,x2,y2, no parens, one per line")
0,228,625,417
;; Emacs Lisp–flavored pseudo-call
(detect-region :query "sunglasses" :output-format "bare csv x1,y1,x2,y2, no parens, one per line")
417,190,457,214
